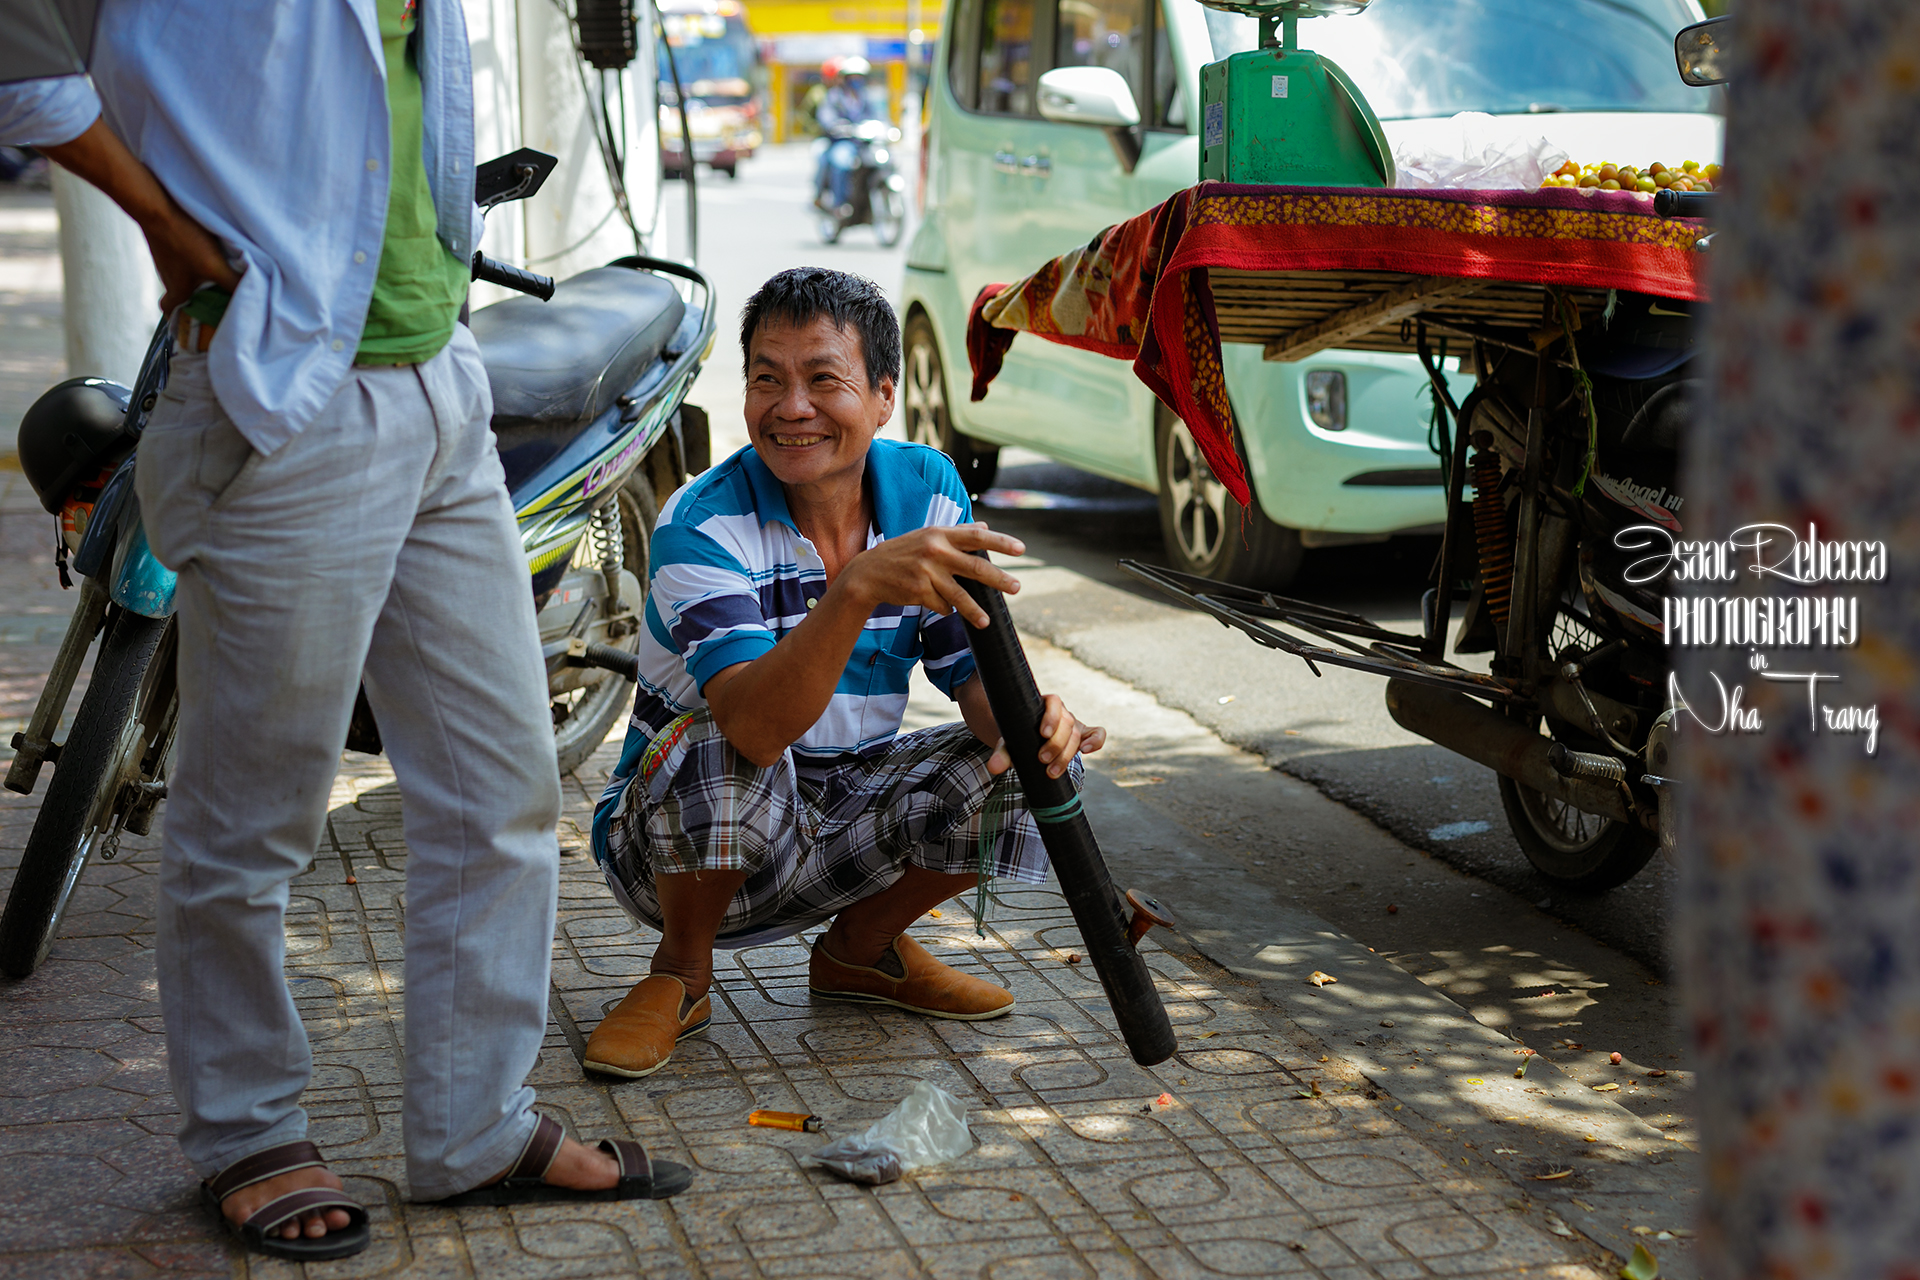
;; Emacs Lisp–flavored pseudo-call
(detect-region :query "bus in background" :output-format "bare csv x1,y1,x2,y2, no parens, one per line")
658,0,767,179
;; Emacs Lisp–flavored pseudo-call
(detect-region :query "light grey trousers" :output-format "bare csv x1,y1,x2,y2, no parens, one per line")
136,327,561,1201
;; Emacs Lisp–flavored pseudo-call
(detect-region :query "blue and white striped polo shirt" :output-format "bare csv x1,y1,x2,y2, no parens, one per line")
595,439,980,843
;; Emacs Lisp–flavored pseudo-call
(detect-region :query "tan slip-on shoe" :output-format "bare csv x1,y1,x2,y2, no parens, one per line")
809,934,1015,1021
582,974,712,1078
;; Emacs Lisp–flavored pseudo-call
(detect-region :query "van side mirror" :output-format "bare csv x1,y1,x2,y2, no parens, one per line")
1674,16,1729,87
1038,67,1144,172
1038,67,1142,128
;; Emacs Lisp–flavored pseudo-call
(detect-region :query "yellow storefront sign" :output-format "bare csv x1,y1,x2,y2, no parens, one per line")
747,0,941,36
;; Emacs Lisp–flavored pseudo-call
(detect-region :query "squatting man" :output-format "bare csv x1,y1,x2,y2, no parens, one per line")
581,267,1105,1074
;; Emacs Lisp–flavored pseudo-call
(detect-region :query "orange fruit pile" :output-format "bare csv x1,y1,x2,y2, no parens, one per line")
1541,159,1720,194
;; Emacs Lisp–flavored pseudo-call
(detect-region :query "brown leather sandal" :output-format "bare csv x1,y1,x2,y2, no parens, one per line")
200,1139,370,1261
431,1113,694,1206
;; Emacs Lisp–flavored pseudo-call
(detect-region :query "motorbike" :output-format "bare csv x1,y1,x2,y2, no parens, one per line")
0,148,717,977
1119,20,1729,895
1125,187,1716,894
813,118,908,248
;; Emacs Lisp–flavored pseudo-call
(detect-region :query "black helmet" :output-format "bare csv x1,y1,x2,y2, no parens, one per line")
18,377,134,514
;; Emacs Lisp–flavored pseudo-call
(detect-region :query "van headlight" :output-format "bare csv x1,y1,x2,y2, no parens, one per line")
1305,370,1347,431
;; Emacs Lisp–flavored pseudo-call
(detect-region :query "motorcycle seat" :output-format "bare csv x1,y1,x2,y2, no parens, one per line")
470,266,687,433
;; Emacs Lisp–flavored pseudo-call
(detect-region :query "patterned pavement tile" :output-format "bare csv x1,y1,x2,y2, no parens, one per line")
0,736,1610,1277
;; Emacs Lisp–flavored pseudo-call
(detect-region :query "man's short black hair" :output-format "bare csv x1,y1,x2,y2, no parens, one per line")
740,267,901,390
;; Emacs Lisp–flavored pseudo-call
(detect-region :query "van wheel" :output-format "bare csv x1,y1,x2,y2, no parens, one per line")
904,314,999,497
1155,407,1302,588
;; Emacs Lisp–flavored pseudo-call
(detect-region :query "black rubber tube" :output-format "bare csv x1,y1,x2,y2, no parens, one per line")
1653,188,1715,219
961,565,1176,1066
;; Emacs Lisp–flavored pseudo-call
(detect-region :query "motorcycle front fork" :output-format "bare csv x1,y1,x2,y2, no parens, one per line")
6,576,109,795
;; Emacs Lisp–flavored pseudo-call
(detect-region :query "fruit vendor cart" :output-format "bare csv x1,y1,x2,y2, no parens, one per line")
965,178,1711,890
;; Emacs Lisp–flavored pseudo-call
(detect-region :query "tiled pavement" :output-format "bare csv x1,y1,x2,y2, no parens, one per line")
0,724,1611,1278
0,180,1609,1277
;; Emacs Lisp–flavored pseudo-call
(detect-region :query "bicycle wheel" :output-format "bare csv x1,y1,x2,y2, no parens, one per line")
0,612,173,977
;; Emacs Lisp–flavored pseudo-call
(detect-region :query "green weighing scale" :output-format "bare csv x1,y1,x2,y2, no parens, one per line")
1197,0,1394,187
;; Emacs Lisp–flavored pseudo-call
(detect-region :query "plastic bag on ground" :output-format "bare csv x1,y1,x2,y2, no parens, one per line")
801,1080,973,1185
1392,111,1569,191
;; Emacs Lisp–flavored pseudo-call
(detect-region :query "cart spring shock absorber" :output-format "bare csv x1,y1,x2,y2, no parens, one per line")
1471,449,1514,629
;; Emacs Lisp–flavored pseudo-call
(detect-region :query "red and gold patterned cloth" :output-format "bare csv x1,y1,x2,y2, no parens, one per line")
966,182,1709,505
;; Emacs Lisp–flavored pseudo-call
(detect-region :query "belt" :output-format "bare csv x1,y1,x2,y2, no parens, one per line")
170,315,418,368
174,311,217,354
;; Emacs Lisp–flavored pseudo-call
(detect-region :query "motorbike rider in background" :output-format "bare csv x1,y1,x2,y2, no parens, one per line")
812,57,878,218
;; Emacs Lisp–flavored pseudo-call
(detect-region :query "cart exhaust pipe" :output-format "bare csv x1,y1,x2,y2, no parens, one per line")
1384,679,1637,826
961,564,1177,1067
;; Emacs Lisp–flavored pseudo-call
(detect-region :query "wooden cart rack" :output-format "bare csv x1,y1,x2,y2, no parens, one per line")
1208,268,1617,362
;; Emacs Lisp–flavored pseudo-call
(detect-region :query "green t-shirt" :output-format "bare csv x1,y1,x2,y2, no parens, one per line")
354,0,471,366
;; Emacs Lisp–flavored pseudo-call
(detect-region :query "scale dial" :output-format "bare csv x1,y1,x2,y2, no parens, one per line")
1192,0,1368,18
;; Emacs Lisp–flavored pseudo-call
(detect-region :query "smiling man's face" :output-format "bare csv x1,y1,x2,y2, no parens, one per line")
744,315,895,494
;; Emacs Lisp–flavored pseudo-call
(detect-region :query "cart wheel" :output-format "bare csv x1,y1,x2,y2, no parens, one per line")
1155,407,1301,589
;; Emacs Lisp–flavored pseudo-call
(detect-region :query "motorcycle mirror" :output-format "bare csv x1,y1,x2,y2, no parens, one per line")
475,148,560,209
1674,16,1729,87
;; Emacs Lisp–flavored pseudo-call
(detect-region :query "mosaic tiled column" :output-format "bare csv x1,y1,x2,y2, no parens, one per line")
1679,2,1920,1276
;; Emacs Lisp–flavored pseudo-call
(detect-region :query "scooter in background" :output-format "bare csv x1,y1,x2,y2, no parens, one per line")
814,119,908,247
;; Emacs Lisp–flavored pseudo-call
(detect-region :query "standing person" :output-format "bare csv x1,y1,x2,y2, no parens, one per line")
812,57,878,215
0,0,690,1262
581,268,1105,1078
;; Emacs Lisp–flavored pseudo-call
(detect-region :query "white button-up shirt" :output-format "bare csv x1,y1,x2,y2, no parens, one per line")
0,0,484,454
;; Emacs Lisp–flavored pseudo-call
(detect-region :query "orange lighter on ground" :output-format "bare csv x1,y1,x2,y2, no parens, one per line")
748,1109,823,1133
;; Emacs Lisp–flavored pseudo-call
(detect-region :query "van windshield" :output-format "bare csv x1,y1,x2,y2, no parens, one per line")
1203,0,1715,119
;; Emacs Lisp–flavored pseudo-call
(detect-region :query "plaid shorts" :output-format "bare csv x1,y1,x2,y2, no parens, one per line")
601,710,1078,946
